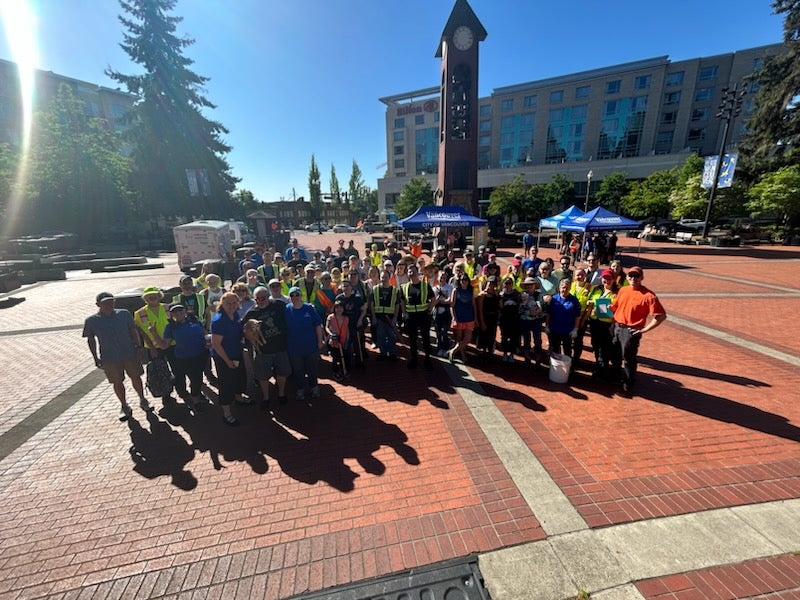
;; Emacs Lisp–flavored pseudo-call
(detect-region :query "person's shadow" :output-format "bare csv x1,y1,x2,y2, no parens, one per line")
127,411,197,490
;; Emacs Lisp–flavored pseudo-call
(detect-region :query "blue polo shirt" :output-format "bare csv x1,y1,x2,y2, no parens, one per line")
163,319,207,359
285,302,322,356
82,309,137,363
210,311,244,360
548,293,581,334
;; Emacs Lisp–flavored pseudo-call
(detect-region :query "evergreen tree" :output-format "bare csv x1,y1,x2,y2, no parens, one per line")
738,0,799,179
329,165,341,204
348,160,364,207
106,0,238,219
308,154,322,222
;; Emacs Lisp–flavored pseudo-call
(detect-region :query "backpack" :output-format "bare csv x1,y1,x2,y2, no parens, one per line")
146,357,173,397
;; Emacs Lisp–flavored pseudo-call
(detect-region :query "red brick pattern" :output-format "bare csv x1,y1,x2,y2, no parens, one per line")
636,554,800,599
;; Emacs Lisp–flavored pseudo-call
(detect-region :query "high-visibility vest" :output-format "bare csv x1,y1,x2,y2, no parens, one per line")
373,285,398,314
298,280,319,304
171,292,207,325
402,282,429,313
257,262,280,281
134,303,172,349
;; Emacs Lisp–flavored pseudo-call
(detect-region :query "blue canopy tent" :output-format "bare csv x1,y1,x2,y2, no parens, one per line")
558,206,645,262
398,205,487,230
537,205,586,249
538,205,585,230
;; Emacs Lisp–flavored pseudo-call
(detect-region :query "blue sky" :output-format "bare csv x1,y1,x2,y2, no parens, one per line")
0,0,785,203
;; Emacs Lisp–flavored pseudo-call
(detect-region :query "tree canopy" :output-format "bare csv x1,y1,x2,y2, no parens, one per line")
394,177,432,218
106,0,238,218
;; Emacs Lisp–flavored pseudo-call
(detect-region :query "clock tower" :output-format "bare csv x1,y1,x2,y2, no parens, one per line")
435,0,487,213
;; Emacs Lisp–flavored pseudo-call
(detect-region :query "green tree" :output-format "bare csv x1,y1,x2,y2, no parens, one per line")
746,164,800,225
308,154,322,222
232,188,258,213
0,143,21,227
738,1,800,179
669,174,708,219
595,172,631,213
394,176,432,218
487,174,530,219
106,0,238,219
353,185,378,221
329,164,341,204
27,84,132,237
543,173,574,214
621,170,675,219
348,160,364,207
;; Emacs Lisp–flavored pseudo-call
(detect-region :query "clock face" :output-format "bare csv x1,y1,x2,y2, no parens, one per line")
453,26,474,51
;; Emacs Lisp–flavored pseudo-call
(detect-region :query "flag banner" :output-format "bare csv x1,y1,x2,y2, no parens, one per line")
702,153,738,189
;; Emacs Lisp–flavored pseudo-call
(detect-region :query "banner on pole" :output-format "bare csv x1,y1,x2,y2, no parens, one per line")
702,153,738,189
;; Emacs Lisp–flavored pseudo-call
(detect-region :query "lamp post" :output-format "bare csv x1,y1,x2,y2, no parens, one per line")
701,82,746,239
581,170,593,260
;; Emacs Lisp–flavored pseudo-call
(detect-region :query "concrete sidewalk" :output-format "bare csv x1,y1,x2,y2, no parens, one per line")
0,237,798,599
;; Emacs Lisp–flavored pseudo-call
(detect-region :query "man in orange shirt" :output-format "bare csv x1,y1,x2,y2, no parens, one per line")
611,266,666,394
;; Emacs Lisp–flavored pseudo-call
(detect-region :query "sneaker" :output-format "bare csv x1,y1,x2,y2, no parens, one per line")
118,403,131,422
235,394,252,405
311,386,320,399
139,397,153,412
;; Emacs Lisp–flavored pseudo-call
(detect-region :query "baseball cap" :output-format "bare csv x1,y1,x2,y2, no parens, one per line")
96,291,114,303
179,275,193,284
288,286,301,296
601,269,614,278
168,303,185,312
628,266,643,277
512,259,521,267
141,286,162,298
522,277,537,285
268,278,281,286
304,264,315,271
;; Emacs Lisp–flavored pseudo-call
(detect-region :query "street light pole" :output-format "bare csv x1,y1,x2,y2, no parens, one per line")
701,81,746,239
581,170,593,260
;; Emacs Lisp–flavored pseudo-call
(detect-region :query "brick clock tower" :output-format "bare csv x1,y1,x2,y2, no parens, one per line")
435,0,487,214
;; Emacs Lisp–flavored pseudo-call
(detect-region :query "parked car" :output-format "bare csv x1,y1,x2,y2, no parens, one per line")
332,223,355,233
304,223,328,232
677,218,706,231
360,221,395,233
510,222,535,233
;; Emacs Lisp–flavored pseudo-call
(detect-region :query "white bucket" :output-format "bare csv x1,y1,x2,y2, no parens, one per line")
548,353,572,383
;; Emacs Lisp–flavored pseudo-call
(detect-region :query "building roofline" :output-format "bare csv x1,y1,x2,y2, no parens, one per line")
379,86,440,106
0,57,136,98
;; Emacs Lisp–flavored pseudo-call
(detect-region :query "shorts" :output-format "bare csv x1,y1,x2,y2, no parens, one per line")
253,350,291,381
452,321,475,331
102,356,144,385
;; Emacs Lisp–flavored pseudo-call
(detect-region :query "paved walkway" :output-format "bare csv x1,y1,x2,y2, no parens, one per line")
0,236,798,599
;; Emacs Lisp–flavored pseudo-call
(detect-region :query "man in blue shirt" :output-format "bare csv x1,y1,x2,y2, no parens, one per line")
83,292,149,421
545,279,582,360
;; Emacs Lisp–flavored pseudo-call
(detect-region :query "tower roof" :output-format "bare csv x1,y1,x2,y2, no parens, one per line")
435,0,487,57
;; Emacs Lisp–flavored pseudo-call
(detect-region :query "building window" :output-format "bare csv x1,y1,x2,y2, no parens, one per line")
575,85,590,99
753,57,764,71
500,116,514,129
694,88,714,102
501,99,513,112
434,111,440,122
479,105,491,116
415,114,425,125
549,90,564,103
393,131,404,141
666,71,684,86
549,108,564,122
571,104,588,120
520,112,535,128
604,100,619,116
569,123,584,137
692,108,710,121
479,135,491,147
606,80,621,94
655,130,674,152
393,159,405,169
523,95,537,107
415,127,438,175
394,145,404,155
698,66,718,81
665,91,681,104
480,119,492,132
634,75,651,89
478,150,490,169
687,127,706,141
500,132,514,145
662,111,677,124
394,118,405,128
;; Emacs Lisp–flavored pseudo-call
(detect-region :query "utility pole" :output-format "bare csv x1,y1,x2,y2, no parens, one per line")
702,81,746,239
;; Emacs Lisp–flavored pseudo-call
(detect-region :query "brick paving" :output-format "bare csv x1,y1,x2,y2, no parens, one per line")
0,236,798,598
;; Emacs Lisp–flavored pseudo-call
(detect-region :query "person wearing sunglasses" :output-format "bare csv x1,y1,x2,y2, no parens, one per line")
610,266,667,394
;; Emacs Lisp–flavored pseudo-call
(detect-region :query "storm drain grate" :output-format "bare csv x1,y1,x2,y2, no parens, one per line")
288,555,491,600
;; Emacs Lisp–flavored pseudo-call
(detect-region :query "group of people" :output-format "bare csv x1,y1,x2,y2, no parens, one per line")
83,235,667,426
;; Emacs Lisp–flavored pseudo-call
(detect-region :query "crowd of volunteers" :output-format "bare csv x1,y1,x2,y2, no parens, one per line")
83,234,666,424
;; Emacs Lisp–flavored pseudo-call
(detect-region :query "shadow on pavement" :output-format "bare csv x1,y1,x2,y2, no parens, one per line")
639,356,770,388
148,387,419,493
128,410,197,490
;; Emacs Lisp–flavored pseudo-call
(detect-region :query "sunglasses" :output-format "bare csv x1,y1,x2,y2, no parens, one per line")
289,293,301,297
627,273,641,279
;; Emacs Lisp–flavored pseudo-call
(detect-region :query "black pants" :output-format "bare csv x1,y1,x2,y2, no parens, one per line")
173,350,209,397
589,319,614,371
405,312,432,362
212,356,246,406
548,331,573,357
158,347,183,398
612,323,642,388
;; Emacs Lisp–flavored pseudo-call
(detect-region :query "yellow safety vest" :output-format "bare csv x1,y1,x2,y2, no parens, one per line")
373,285,398,314
171,292,207,325
402,282,429,313
134,304,172,349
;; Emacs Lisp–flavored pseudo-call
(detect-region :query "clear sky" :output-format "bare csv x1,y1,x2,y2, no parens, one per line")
0,0,785,203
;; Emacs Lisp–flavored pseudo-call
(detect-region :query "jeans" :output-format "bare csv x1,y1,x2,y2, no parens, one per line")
374,316,398,356
434,311,452,352
289,351,320,391
520,319,543,357
405,312,432,362
172,350,208,397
